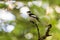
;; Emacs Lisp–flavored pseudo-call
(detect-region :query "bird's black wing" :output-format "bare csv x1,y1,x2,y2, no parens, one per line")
29,13,40,22
27,11,40,22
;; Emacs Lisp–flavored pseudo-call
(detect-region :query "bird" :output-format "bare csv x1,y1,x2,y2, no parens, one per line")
27,11,40,22
20,6,41,40
20,6,40,24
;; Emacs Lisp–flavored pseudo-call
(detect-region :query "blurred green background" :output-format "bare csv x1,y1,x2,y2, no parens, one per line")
0,0,60,40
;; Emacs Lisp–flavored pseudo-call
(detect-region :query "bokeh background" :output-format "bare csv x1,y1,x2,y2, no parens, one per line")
0,0,60,40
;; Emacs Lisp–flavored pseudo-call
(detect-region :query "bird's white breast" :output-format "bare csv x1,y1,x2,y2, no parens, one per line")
20,6,30,19
20,13,29,19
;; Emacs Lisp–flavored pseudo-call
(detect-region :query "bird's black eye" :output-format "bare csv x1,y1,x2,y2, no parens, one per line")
27,11,31,13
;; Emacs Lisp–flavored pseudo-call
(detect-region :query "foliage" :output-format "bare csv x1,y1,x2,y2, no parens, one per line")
0,0,60,40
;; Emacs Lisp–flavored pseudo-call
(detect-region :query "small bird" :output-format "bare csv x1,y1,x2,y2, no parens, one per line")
20,6,41,40
27,11,40,22
20,6,40,24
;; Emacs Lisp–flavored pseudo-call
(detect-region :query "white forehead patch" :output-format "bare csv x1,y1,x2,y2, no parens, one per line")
20,6,30,14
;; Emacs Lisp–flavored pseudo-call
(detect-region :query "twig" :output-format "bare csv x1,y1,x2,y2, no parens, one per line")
30,20,52,40
41,24,52,40
35,23,40,40
30,21,40,40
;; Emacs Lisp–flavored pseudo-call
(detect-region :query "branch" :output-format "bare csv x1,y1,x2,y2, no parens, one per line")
30,21,40,40
35,23,41,40
42,24,52,40
30,20,52,40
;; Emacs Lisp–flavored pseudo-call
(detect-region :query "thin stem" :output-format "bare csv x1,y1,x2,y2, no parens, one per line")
42,24,52,39
30,21,40,40
35,23,40,40
30,20,52,40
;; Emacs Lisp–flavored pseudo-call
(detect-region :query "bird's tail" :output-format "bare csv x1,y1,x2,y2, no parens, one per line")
36,17,44,26
36,17,40,22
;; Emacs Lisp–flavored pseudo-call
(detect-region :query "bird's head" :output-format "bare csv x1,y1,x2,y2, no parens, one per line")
27,11,32,14
20,6,30,14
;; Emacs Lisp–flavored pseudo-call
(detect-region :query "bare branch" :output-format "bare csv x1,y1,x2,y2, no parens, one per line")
42,24,52,40
30,21,40,40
